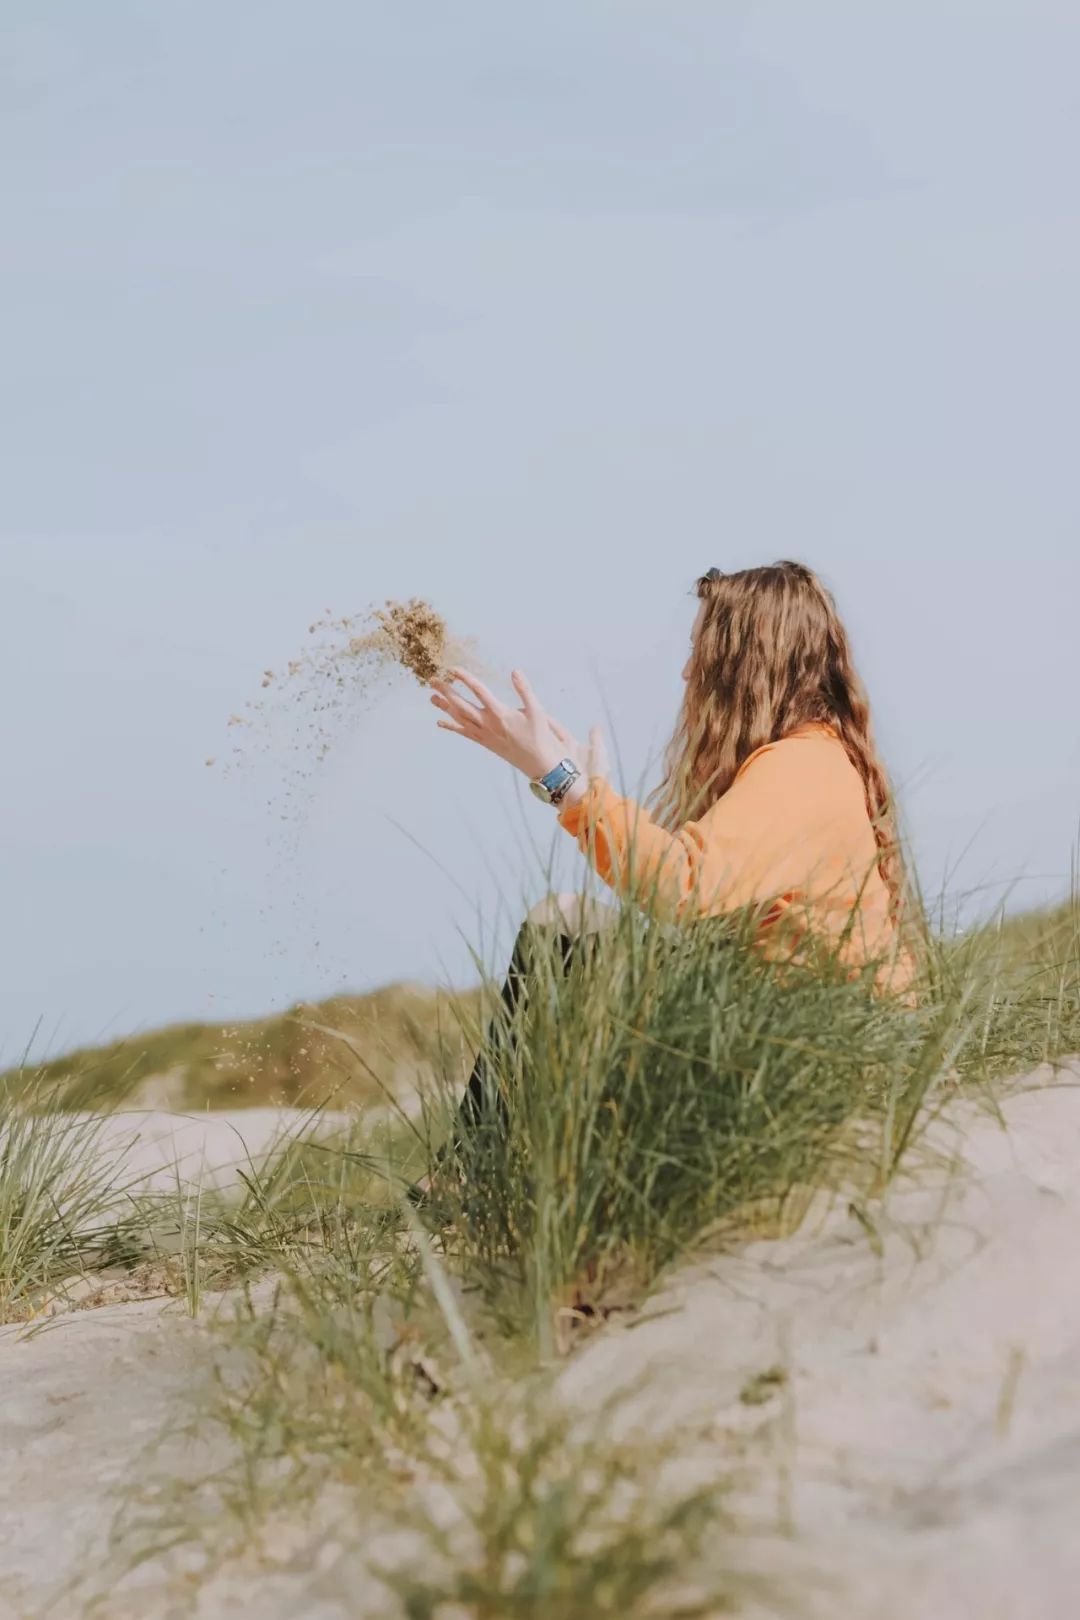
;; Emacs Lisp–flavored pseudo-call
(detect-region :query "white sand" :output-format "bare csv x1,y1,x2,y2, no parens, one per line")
83,1104,354,1194
567,1062,1080,1619
2,1072,1079,1617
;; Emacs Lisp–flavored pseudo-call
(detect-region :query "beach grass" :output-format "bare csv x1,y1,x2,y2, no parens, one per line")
955,890,1080,1082
422,901,960,1347
111,1209,731,1620
0,1073,133,1320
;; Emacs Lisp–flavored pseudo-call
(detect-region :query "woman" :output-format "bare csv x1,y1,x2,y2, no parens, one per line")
429,562,915,1155
433,563,912,969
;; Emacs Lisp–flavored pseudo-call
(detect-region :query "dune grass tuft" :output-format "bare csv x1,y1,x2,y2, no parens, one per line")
110,1211,729,1620
428,903,965,1346
952,891,1080,1082
0,1075,132,1320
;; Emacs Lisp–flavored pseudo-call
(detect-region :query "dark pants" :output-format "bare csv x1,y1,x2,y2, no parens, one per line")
452,923,581,1151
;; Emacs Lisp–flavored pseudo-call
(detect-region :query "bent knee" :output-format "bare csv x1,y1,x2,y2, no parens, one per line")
526,892,614,936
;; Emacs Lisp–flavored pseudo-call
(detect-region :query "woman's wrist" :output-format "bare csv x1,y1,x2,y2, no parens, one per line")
555,770,590,811
528,753,587,808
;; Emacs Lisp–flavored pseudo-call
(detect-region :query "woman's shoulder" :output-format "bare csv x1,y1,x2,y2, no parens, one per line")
731,725,863,805
734,723,844,777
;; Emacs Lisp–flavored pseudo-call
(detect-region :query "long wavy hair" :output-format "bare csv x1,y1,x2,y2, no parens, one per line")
650,562,911,926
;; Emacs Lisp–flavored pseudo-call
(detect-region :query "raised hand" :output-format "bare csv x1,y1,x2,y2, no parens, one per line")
430,667,605,789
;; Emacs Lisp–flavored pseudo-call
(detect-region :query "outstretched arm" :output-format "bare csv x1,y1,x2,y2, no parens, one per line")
427,664,779,920
556,779,714,916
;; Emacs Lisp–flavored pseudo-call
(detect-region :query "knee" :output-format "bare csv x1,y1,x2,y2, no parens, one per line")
525,892,570,929
525,892,614,936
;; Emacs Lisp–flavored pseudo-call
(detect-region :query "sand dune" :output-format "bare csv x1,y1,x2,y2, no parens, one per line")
567,1064,1080,1618
1,1070,1078,1617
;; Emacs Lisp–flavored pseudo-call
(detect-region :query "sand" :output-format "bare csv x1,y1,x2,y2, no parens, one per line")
567,1064,1080,1619
2,1069,1079,1617
216,596,474,773
202,596,479,979
80,1104,354,1195
347,598,458,687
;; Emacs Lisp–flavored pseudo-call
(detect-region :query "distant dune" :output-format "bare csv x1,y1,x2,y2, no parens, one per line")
9,981,484,1113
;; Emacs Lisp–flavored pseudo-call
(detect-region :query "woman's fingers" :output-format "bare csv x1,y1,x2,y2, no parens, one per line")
431,678,481,716
510,668,541,718
431,689,482,730
447,667,505,717
433,666,590,783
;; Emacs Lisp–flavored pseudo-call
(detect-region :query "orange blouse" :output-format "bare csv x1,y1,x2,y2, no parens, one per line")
558,724,910,988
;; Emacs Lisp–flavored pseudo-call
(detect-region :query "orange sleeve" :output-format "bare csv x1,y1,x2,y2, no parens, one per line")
557,744,803,919
557,777,710,915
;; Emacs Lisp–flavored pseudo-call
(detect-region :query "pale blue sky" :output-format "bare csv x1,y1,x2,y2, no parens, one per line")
2,2,1078,1058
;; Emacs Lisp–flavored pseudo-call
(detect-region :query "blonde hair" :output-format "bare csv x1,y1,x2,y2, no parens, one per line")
650,562,911,926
